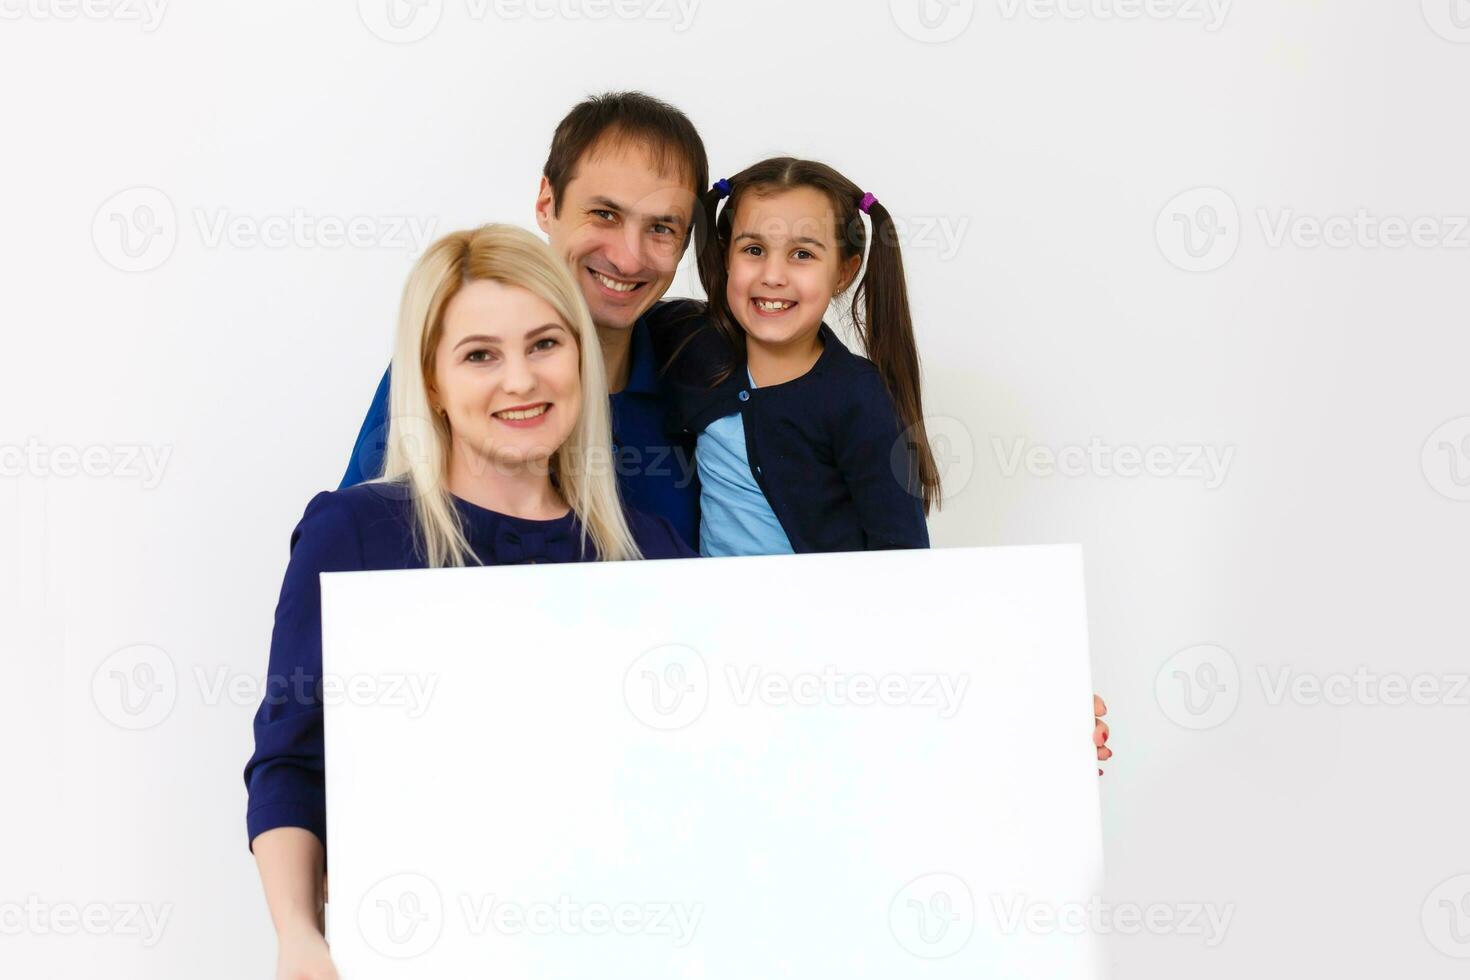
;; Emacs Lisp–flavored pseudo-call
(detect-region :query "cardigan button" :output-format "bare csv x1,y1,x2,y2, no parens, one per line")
738,390,750,401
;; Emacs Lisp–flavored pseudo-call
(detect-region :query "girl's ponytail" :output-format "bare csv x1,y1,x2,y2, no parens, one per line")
854,198,942,514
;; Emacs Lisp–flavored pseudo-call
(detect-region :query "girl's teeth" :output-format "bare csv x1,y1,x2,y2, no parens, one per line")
756,299,794,312
593,271,638,293
495,405,548,420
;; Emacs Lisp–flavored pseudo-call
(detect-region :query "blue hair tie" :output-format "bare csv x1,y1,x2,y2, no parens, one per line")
713,178,732,199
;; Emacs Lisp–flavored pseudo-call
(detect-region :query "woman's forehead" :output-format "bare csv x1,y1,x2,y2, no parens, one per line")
441,280,567,340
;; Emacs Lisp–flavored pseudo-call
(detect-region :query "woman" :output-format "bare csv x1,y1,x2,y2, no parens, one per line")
243,224,694,979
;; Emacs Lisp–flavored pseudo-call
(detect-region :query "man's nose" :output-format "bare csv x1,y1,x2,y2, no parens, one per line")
603,225,645,278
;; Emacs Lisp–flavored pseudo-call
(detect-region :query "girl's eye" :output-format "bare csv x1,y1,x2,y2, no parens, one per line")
793,249,814,261
741,244,763,257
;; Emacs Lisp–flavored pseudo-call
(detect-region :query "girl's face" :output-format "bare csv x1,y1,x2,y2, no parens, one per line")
725,187,861,349
430,279,583,474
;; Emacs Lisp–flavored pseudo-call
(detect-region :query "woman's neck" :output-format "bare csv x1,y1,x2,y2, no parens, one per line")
445,445,569,520
745,326,824,387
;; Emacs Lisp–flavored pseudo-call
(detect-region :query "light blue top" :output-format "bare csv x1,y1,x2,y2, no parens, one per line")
697,369,795,558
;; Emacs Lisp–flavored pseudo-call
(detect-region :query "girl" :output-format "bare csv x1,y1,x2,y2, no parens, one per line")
244,224,693,979
657,157,942,556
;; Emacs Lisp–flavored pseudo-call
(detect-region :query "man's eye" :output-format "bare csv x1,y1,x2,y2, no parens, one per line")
652,223,674,236
592,209,616,222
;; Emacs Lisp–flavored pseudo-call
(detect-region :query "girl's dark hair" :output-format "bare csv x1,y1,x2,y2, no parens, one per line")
693,157,941,513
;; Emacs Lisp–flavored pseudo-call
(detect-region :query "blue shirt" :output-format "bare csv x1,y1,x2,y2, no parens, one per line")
339,304,701,550
697,368,795,557
242,480,694,856
653,301,929,554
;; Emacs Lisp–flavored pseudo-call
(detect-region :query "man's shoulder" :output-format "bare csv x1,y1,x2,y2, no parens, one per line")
641,297,706,331
640,298,723,380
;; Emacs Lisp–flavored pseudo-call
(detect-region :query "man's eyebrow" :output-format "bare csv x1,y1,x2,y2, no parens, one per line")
588,195,688,226
587,196,626,213
452,323,566,349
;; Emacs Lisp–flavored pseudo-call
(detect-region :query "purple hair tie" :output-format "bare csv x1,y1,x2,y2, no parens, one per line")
713,178,732,199
858,191,878,214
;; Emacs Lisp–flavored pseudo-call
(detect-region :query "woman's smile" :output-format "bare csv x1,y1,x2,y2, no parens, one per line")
491,402,553,428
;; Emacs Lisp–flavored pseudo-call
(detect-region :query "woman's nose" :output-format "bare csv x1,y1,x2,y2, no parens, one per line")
499,354,536,395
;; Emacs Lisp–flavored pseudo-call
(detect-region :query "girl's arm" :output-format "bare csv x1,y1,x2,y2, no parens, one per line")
832,367,931,550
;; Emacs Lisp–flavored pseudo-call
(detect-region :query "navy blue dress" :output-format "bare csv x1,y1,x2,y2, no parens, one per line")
242,480,694,855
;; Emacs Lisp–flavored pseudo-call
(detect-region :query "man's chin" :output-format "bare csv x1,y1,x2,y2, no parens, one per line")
586,299,648,333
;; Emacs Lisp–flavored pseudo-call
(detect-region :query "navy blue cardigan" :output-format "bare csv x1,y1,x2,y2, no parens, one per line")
649,301,929,553
243,481,693,855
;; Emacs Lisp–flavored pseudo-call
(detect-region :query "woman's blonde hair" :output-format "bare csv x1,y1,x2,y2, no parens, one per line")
376,223,642,567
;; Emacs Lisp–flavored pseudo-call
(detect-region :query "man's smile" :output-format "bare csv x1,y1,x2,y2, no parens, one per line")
587,266,647,296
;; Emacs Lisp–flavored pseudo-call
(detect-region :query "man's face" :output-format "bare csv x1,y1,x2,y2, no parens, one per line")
536,139,696,333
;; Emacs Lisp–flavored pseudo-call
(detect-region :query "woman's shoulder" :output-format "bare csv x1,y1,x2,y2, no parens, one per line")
287,481,417,567
622,505,698,560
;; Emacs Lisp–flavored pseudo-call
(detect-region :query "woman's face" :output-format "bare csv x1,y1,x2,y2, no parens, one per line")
430,279,583,475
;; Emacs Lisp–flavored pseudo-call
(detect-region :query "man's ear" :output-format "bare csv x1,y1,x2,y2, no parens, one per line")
534,177,556,234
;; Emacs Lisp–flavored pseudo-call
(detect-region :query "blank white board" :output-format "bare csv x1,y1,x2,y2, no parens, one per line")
322,544,1105,978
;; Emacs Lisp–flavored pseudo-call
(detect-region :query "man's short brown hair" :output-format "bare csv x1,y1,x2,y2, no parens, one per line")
542,91,708,216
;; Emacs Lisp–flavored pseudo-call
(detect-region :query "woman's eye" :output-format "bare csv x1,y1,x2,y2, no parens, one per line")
466,349,495,363
532,338,559,353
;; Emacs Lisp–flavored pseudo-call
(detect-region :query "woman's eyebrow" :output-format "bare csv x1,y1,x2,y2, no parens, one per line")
452,323,565,349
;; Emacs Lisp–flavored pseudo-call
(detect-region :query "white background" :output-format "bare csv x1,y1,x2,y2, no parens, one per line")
2,1,1468,977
